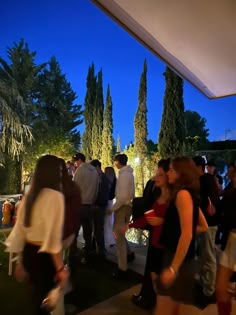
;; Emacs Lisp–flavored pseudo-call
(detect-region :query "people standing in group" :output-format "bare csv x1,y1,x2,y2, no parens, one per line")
130,159,170,310
193,156,220,307
108,153,135,279
5,155,68,315
104,166,116,249
216,164,236,315
90,159,110,258
72,153,99,259
154,157,207,315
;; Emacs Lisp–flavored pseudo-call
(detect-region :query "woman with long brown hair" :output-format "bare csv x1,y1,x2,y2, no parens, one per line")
154,156,207,315
130,158,170,310
5,155,68,315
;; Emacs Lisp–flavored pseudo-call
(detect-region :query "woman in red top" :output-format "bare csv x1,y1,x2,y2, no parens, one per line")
129,159,170,308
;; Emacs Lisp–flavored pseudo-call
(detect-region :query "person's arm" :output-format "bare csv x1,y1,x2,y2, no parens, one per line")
51,252,68,289
161,190,193,287
39,190,68,288
196,207,208,233
4,199,28,282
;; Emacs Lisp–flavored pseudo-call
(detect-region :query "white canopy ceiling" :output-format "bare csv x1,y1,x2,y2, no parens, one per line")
92,0,236,99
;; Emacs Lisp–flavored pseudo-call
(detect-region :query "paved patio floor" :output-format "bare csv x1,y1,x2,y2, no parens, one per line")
78,283,236,315
75,235,236,315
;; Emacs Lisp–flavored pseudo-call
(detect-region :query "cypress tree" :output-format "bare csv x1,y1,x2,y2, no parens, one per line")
158,67,185,158
134,59,148,157
82,63,96,159
134,60,148,191
116,134,121,153
92,69,104,159
101,85,114,168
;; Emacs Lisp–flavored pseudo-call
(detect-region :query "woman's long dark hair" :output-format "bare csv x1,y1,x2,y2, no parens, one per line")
104,166,116,184
59,158,81,201
170,156,200,202
24,155,62,227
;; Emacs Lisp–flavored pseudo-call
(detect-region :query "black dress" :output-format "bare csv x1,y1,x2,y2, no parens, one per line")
155,193,199,304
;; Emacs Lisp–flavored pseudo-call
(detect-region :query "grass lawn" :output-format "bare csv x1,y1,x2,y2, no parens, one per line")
0,243,143,315
0,242,35,315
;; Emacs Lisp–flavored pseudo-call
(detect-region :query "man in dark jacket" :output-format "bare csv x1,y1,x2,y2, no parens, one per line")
90,159,110,257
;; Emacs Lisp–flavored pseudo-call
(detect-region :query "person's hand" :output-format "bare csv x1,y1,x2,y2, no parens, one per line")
160,267,177,288
146,217,164,226
14,262,28,283
55,266,69,289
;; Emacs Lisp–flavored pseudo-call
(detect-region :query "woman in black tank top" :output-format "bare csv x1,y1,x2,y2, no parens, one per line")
154,157,207,315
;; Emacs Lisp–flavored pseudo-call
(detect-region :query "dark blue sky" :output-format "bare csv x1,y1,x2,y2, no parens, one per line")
1,0,236,149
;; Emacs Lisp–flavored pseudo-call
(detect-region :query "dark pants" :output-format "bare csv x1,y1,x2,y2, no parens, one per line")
80,205,94,252
93,205,106,255
70,204,94,255
23,243,56,315
139,232,163,306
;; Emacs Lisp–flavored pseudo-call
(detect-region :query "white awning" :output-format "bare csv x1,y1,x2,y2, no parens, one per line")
91,0,236,99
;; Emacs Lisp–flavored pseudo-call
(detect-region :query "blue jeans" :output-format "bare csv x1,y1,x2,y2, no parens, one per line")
198,226,217,296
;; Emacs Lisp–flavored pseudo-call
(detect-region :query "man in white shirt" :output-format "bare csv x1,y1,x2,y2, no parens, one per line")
108,154,135,278
72,153,99,256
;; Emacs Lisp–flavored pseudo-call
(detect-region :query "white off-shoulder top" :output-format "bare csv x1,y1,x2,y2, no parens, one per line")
5,188,64,254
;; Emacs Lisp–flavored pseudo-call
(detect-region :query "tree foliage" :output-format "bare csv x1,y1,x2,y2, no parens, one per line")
158,67,185,158
0,39,40,163
134,60,148,190
134,59,148,158
184,110,209,154
33,56,82,145
92,69,104,159
82,63,97,159
0,83,32,161
116,135,121,153
0,39,83,192
101,85,114,168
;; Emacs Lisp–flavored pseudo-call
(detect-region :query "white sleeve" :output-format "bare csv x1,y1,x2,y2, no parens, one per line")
38,191,64,254
4,199,26,253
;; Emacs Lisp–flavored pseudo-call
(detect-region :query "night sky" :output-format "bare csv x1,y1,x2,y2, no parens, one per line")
1,0,236,149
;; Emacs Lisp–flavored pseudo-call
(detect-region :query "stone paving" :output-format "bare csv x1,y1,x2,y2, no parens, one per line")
78,283,236,315
76,236,236,315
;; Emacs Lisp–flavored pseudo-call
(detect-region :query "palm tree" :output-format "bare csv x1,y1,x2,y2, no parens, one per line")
0,80,33,164
0,39,43,164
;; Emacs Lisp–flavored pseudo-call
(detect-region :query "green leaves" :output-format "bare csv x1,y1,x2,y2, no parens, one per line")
158,67,185,158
